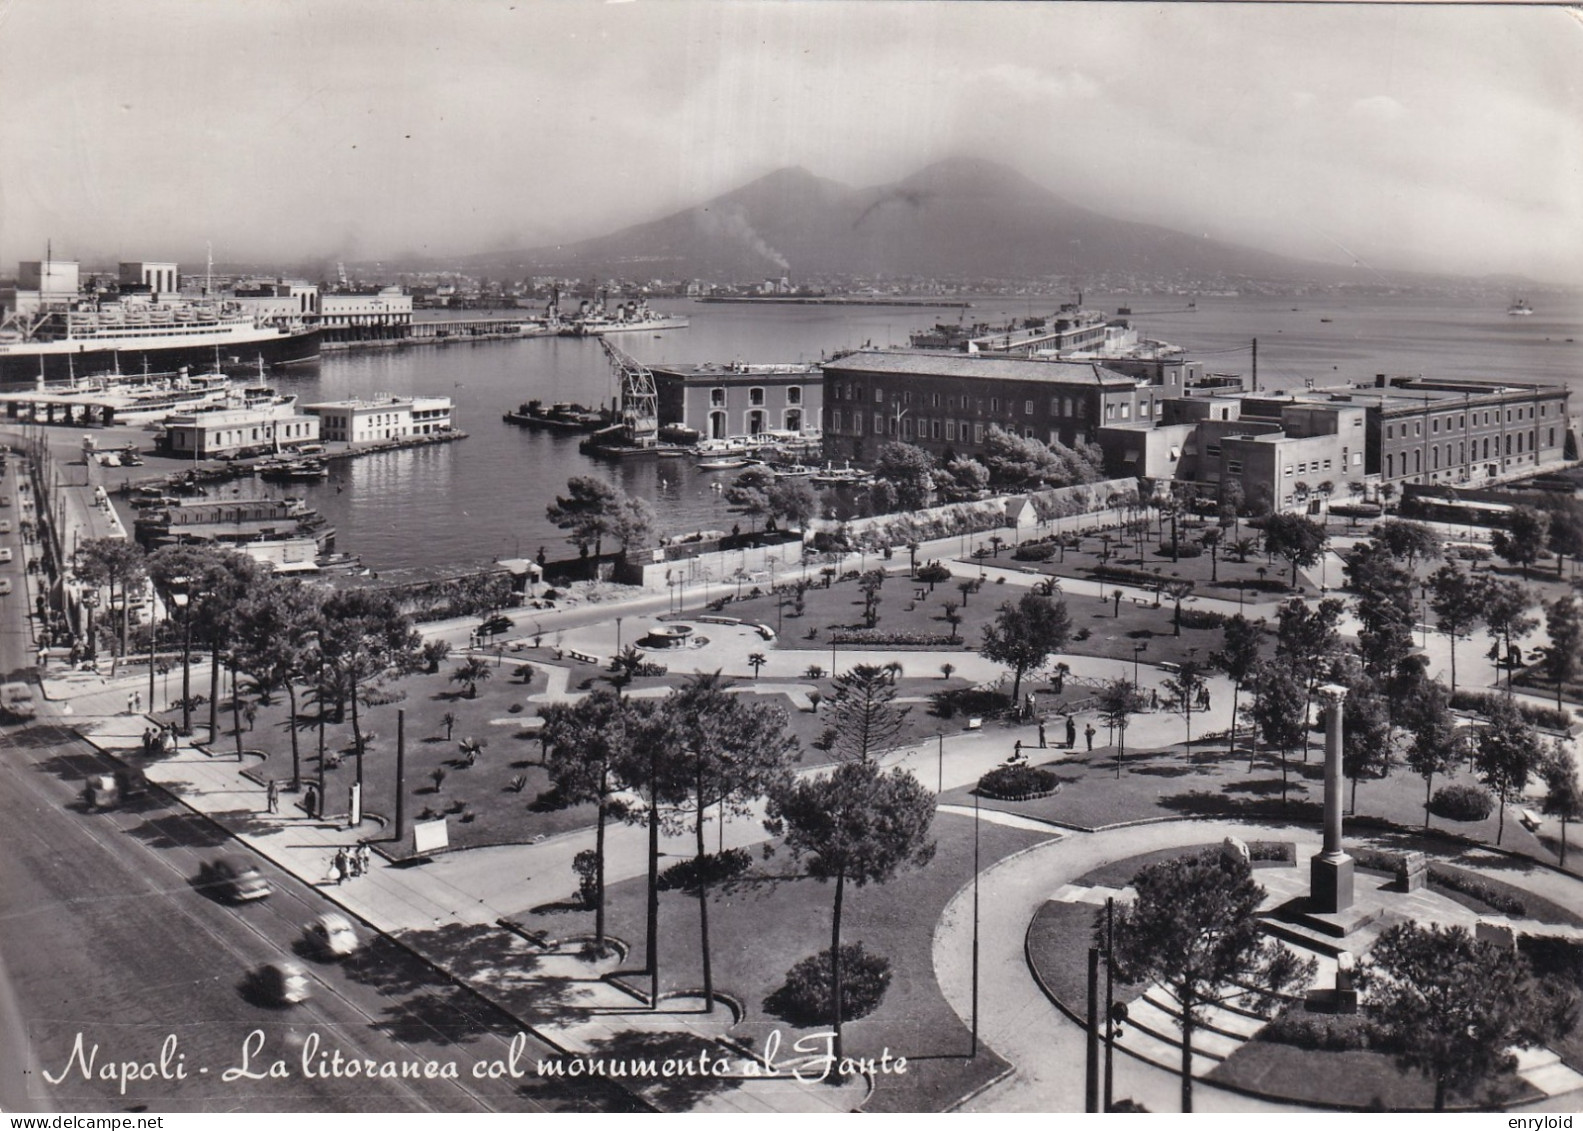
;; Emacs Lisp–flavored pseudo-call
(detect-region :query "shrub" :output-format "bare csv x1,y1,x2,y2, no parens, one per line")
656,848,753,892
1518,934,1583,982
930,686,1011,720
1261,1007,1371,1051
1246,840,1296,863
1176,608,1227,631
542,588,562,601
572,849,600,908
763,943,893,1027
1428,864,1528,916
1428,783,1494,821
977,764,1058,799
916,562,953,585
830,629,960,647
1013,542,1057,562
1350,847,1403,874
1155,542,1203,559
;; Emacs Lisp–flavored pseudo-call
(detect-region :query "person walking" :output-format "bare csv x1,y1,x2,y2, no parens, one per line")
127,692,137,715
266,778,279,814
1038,720,1047,749
357,843,371,876
1066,715,1077,750
1084,723,1096,752
333,847,349,885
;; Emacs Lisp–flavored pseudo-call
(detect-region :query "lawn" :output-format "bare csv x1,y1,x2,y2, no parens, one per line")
565,810,1055,1112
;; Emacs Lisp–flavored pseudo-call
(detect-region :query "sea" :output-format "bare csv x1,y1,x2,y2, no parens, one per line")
224,292,1583,573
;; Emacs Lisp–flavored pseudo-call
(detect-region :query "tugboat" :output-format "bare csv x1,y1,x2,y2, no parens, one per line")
1508,298,1535,316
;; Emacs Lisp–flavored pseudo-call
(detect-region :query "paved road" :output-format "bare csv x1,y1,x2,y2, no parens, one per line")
0,720,633,1113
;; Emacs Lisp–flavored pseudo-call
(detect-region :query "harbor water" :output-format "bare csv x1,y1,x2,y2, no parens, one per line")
218,294,1583,572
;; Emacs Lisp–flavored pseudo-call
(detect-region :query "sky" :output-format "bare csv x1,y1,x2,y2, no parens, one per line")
0,0,1579,284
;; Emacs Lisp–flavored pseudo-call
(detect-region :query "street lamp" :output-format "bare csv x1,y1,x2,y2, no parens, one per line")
937,731,945,794
171,587,192,736
81,588,99,664
1420,583,1429,648
1133,641,1148,688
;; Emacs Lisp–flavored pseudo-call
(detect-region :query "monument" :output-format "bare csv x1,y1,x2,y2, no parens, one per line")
1309,684,1354,913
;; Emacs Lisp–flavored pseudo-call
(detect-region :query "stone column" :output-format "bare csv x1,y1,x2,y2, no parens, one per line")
1309,683,1354,913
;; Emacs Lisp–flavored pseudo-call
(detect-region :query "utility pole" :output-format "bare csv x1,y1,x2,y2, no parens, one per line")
1085,947,1101,1112
1251,337,1258,393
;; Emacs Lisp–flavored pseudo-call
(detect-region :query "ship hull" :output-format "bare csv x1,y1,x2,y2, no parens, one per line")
0,328,321,387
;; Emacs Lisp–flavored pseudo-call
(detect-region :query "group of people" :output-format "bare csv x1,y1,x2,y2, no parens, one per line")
329,844,372,884
140,724,178,758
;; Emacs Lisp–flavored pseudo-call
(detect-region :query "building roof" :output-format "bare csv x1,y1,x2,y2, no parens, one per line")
820,349,1137,388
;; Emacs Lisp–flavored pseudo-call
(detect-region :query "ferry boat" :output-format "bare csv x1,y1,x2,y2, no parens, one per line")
1508,299,1535,316
132,496,335,553
0,298,321,386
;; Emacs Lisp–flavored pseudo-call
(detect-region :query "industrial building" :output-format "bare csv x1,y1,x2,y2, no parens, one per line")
650,361,821,440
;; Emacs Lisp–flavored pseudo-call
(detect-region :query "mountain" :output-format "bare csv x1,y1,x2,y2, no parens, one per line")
462,157,1349,282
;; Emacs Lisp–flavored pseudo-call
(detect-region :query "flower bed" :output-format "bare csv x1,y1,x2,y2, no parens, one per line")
829,629,961,647
977,763,1059,800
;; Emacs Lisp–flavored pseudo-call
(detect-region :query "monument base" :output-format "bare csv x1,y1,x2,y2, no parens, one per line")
1309,851,1355,914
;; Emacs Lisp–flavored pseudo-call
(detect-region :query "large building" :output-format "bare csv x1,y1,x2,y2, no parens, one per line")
650,361,821,440
819,350,1191,462
302,394,454,443
160,400,320,458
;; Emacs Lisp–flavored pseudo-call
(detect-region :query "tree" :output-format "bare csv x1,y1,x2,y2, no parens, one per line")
1362,922,1571,1111
450,656,492,699
1483,578,1538,691
1473,696,1543,845
540,690,643,953
1374,519,1442,571
319,588,424,782
940,600,962,643
545,475,623,558
1210,614,1263,754
1261,513,1327,588
980,592,1072,703
1227,536,1258,564
857,568,884,629
1199,526,1222,582
1541,743,1583,866
1339,673,1392,813
767,478,819,532
1492,506,1551,580
75,537,147,657
231,579,324,790
946,457,989,495
872,442,936,511
1427,562,1488,691
1546,500,1583,577
1250,661,1307,800
747,651,767,680
609,494,656,555
1096,677,1145,775
1345,540,1418,682
663,674,799,1012
1163,578,1194,636
724,466,777,530
1402,680,1463,827
826,664,910,764
1162,659,1207,753
147,545,264,742
765,759,935,1062
1275,596,1344,760
1107,848,1314,1113
1541,596,1583,709
980,425,1102,490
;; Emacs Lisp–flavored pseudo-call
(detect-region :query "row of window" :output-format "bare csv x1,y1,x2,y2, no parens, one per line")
708,387,802,407
828,384,1104,420
1383,428,1556,478
1384,402,1554,441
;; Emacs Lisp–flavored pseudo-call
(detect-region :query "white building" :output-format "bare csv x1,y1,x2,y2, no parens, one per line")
162,401,320,458
318,286,413,329
302,394,454,443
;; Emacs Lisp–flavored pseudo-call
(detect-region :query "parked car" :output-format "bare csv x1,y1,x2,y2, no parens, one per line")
0,681,34,719
0,520,12,534
478,615,514,637
198,856,272,902
0,548,14,563
302,912,360,959
250,960,311,1006
0,579,13,596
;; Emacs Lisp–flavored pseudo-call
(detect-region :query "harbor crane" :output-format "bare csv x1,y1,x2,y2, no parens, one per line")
599,336,659,448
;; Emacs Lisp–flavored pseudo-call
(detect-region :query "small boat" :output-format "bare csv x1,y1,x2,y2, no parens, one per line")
259,458,329,483
771,464,815,478
697,458,752,471
1508,299,1535,316
1319,317,1333,323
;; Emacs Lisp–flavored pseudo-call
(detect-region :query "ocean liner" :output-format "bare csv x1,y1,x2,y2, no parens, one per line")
0,300,320,386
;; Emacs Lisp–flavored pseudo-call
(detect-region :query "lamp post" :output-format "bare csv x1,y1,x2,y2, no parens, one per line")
81,588,99,663
1133,641,1148,688
172,589,192,736
971,781,980,1058
937,731,945,794
1420,583,1429,648
615,616,623,656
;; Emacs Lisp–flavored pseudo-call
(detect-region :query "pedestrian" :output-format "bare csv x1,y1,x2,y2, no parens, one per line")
1202,688,1212,711
1066,715,1077,749
1012,739,1023,762
1150,688,1159,710
1084,724,1096,752
357,843,371,875
1038,720,1047,749
327,852,342,886
333,847,349,885
346,848,361,878
266,778,279,814
127,692,136,714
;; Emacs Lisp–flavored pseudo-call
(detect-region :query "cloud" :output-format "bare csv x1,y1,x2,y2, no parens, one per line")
1348,94,1408,124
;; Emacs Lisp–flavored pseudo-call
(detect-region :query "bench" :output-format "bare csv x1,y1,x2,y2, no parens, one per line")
1519,808,1543,833
565,649,601,665
966,717,983,730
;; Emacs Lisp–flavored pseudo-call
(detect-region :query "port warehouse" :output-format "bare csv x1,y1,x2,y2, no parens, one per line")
818,349,1578,512
649,362,822,441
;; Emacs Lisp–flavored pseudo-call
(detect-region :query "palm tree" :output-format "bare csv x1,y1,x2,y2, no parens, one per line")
451,656,493,699
747,651,767,679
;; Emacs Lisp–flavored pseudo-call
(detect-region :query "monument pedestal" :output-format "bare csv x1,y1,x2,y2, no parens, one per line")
1309,851,1354,914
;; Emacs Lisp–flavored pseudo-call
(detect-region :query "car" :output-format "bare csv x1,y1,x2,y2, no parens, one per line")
0,548,13,564
250,960,311,1006
0,681,34,719
478,614,514,637
83,767,150,810
0,521,12,534
0,497,12,507
198,856,272,902
302,912,360,959
0,579,13,596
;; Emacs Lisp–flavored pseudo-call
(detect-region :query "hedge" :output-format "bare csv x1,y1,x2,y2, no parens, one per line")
1013,542,1057,562
1428,783,1494,821
1177,608,1228,631
1449,688,1573,732
830,629,960,647
1155,542,1204,559
763,943,892,1027
1427,864,1527,917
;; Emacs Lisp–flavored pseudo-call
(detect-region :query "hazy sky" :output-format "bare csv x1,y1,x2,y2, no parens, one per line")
1,1,1579,283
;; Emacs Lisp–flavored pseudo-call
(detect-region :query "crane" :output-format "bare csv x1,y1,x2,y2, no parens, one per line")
599,336,658,448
